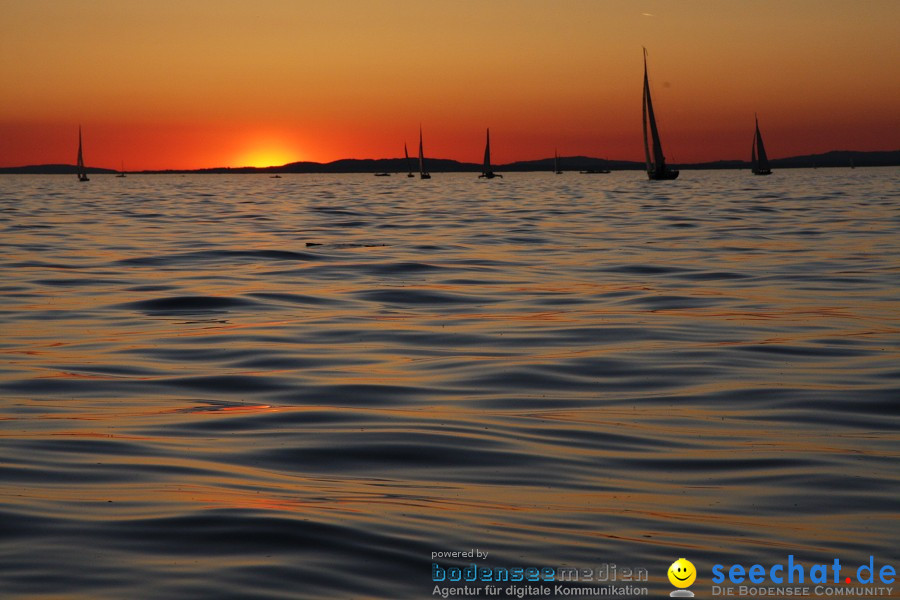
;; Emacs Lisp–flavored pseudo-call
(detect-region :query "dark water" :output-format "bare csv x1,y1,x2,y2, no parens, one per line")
1,170,898,599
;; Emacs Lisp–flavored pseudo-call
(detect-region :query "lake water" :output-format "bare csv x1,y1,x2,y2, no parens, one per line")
1,170,898,599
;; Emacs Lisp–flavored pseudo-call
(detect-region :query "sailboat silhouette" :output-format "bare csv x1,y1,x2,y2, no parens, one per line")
642,48,679,180
76,126,89,182
479,128,502,178
418,127,431,179
751,115,772,175
404,142,414,177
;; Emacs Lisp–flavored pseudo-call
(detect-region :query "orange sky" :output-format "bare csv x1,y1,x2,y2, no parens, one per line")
1,0,898,170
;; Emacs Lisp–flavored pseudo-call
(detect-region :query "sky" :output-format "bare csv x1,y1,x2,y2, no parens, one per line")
1,0,898,170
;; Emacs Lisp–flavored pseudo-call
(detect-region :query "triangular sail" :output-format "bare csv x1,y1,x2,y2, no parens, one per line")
418,127,430,179
478,128,500,178
643,50,666,174
404,142,412,176
755,120,769,170
751,115,772,175
641,49,678,180
480,128,495,178
751,134,757,167
76,126,89,182
642,56,653,173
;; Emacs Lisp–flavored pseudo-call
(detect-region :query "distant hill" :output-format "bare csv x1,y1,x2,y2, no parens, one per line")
499,156,643,172
771,150,900,169
2,150,898,174
0,164,118,175
685,150,900,170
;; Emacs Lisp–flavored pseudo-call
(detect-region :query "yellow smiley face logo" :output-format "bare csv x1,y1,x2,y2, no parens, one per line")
668,558,696,588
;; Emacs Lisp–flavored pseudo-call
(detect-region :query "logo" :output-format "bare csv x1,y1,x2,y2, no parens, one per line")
668,558,697,597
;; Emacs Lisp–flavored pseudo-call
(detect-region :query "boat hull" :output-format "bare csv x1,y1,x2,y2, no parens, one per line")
648,169,679,180
752,169,772,176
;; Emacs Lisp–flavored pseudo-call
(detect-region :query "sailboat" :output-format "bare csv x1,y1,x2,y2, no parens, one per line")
642,48,679,180
418,127,431,179
751,115,772,175
116,161,126,178
76,126,89,182
404,142,414,177
478,128,501,179
554,149,562,174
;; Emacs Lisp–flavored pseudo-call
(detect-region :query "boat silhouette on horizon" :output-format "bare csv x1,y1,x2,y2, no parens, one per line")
479,128,502,179
642,48,679,180
418,127,431,179
404,142,414,177
76,126,89,182
751,114,772,175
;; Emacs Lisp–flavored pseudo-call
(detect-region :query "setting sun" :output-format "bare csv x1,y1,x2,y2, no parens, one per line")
233,135,305,168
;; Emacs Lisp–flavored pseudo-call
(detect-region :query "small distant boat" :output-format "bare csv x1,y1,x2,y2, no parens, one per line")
418,126,431,179
554,149,562,174
642,48,679,180
116,161,126,178
76,126,89,182
751,114,772,175
270,174,282,178
374,172,391,177
404,142,414,177
478,128,502,179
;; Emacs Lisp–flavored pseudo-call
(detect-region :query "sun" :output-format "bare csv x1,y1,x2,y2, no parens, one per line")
234,135,305,168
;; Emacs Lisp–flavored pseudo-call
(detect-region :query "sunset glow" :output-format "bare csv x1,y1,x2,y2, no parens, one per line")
233,134,307,168
1,0,898,170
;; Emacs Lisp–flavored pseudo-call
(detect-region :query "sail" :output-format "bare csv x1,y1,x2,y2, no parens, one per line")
478,128,499,178
642,57,653,173
751,115,771,175
643,50,666,174
418,127,430,178
76,126,89,182
404,142,412,176
755,119,769,170
641,49,678,180
751,135,757,165
554,149,559,173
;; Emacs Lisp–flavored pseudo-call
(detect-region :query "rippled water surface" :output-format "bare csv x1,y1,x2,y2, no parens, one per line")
1,171,898,598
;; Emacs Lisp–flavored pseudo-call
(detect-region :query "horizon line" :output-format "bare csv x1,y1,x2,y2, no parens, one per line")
2,148,899,173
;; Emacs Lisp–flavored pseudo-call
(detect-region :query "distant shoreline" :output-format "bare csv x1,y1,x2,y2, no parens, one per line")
1,149,898,175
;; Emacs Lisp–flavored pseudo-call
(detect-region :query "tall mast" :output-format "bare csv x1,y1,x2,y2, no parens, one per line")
755,115,769,170
643,48,667,175
418,126,430,178
642,48,653,173
418,127,424,174
751,114,758,170
404,142,412,176
76,125,89,182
